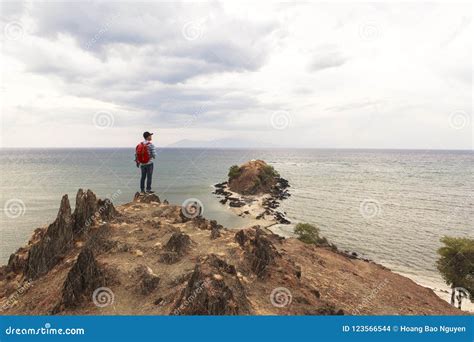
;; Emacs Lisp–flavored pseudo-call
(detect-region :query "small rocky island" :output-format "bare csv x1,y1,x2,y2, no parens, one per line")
214,160,291,225
0,189,463,315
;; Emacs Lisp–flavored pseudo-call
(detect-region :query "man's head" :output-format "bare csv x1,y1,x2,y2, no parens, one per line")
143,131,153,141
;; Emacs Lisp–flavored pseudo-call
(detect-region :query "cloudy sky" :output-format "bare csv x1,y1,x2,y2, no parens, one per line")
0,1,472,149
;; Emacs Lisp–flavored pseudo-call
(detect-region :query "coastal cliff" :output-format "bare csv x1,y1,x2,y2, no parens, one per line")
0,190,464,315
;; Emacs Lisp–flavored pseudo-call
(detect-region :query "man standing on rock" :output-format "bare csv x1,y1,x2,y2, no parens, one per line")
135,131,157,193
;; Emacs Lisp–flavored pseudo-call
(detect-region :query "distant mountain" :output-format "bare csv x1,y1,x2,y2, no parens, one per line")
166,138,277,148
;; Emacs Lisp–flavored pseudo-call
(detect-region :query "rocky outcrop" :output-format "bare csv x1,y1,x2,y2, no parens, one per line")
25,195,74,279
235,228,281,278
73,190,97,234
227,160,280,195
213,160,291,224
9,190,117,280
210,221,222,240
134,192,161,204
74,189,116,234
159,232,192,264
171,254,251,315
54,247,105,313
133,265,160,295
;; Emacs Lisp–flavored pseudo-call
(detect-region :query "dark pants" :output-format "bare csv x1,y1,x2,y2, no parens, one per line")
140,163,154,191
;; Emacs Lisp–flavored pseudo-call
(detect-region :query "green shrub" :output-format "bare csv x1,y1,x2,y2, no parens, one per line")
257,165,279,185
437,236,474,309
228,165,241,180
294,223,328,246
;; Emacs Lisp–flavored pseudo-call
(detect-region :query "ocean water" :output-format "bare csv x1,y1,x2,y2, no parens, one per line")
0,148,472,302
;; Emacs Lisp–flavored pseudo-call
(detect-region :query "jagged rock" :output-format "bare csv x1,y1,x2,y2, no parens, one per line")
6,247,28,273
96,198,117,222
159,232,192,264
234,228,256,247
164,232,192,253
54,247,105,312
73,189,98,234
72,189,116,234
235,228,281,278
133,265,160,295
210,220,222,239
171,254,251,315
193,216,209,230
25,195,74,279
24,190,115,280
134,192,161,204
250,229,281,277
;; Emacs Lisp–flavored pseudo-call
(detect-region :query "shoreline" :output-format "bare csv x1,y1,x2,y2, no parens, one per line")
212,183,473,313
212,180,291,228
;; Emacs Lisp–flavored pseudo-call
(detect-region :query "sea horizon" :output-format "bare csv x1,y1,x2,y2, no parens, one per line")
1,147,473,151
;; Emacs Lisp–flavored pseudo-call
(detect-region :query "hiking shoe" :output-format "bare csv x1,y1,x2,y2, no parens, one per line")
146,190,155,194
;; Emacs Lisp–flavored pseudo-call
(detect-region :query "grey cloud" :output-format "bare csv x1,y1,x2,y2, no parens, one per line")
25,2,277,83
308,45,348,72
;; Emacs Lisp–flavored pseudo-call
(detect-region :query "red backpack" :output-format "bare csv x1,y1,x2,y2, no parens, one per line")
136,142,151,164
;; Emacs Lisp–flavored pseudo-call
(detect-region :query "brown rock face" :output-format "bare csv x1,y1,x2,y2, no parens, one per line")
159,232,192,264
54,247,105,312
171,254,251,315
210,220,222,240
134,192,161,204
228,160,279,195
133,265,160,295
25,195,74,279
6,247,28,274
235,227,281,278
23,190,116,280
73,189,97,234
